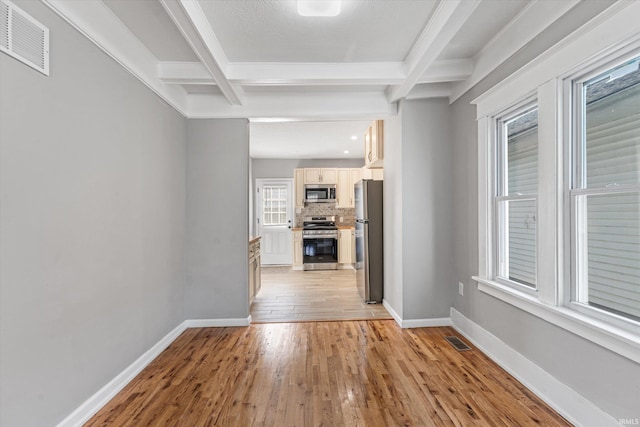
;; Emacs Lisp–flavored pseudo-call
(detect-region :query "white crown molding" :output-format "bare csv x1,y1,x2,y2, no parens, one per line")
159,0,243,105
42,0,189,116
186,91,398,119
386,0,480,102
449,0,580,103
450,308,619,426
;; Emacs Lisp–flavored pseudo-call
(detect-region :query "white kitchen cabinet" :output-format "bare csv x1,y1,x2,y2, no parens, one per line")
249,238,261,304
350,168,362,188
292,230,303,269
337,168,362,208
304,168,337,184
338,228,353,264
294,168,304,208
364,120,384,169
336,169,351,208
361,167,383,180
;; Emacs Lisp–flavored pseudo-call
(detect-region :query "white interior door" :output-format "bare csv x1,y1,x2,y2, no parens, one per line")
256,179,293,265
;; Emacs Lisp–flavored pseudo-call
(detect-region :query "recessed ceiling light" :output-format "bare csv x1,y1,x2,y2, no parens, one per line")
351,135,357,140
297,0,341,17
344,150,350,154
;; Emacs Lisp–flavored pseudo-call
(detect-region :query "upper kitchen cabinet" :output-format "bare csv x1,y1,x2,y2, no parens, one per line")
337,168,363,208
364,120,384,169
304,168,337,184
294,168,304,209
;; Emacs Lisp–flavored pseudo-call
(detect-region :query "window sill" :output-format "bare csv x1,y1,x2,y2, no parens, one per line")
472,276,640,364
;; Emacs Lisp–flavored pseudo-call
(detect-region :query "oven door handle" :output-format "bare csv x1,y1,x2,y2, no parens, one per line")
303,234,338,239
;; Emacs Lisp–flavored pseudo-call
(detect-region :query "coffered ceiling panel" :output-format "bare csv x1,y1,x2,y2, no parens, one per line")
198,0,439,63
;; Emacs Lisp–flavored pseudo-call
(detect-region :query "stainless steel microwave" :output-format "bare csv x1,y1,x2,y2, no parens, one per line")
304,184,336,203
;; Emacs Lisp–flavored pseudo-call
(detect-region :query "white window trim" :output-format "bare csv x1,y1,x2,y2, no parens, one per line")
473,0,640,364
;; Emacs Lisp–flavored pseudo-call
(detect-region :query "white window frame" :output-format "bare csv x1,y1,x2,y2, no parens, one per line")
566,52,640,331
472,0,640,364
493,100,540,293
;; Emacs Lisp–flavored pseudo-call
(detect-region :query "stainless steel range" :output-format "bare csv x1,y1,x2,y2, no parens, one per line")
302,216,338,270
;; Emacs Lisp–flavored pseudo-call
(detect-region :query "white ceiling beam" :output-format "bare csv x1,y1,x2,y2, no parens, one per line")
159,0,243,105
386,0,480,103
186,91,397,120
41,0,189,115
418,59,473,84
226,62,405,86
158,61,405,86
157,61,213,85
406,83,451,100
450,0,581,103
158,59,471,87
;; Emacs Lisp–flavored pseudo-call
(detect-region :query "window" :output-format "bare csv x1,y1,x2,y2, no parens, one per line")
496,105,539,289
262,185,288,226
571,55,640,322
472,2,640,363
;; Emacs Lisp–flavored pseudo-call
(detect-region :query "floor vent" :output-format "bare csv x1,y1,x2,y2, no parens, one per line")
0,0,49,76
445,336,471,351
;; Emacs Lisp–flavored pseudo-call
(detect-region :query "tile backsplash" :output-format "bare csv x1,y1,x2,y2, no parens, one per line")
295,203,355,227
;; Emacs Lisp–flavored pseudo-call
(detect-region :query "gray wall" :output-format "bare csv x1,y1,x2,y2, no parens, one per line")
186,119,250,319
0,2,187,426
383,99,453,321
382,111,403,315
450,0,639,419
401,99,453,319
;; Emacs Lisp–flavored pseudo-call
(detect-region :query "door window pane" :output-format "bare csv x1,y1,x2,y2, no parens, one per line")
263,185,288,226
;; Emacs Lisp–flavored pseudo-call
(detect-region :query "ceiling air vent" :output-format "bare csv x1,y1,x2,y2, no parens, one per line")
0,0,49,76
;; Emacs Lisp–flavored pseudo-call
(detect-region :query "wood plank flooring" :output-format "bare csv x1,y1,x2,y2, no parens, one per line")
251,267,392,323
84,321,571,426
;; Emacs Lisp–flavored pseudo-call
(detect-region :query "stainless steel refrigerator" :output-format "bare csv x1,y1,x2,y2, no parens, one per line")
354,179,383,303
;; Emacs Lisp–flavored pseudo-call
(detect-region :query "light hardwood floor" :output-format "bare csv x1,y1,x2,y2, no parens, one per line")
251,266,392,323
85,322,570,426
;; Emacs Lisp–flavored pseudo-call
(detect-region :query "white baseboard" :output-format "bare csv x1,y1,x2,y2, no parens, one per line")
450,308,618,427
186,316,251,328
382,299,402,326
382,299,452,328
56,317,251,427
56,321,189,427
401,317,452,328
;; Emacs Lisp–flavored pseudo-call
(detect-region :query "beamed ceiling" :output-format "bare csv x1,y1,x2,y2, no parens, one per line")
42,0,582,158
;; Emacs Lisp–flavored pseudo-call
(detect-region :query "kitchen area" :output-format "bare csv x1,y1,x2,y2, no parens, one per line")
249,120,390,322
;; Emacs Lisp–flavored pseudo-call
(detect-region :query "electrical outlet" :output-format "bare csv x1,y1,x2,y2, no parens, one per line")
458,282,464,296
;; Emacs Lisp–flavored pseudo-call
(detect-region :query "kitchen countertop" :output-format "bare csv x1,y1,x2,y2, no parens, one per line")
291,227,303,231
249,236,261,245
337,225,355,229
